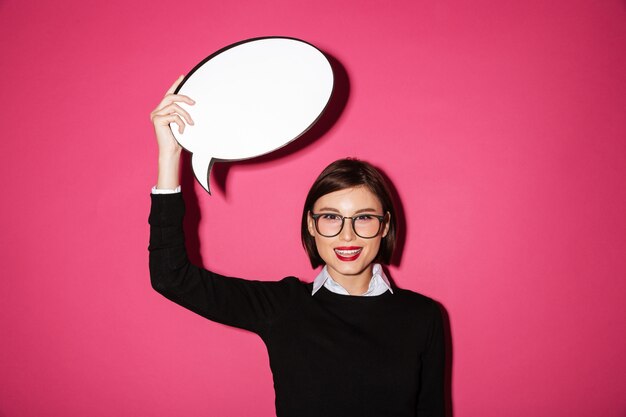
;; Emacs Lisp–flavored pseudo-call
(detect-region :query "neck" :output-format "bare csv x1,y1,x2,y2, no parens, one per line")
328,265,374,295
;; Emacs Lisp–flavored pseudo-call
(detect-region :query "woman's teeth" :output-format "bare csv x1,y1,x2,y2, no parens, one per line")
334,248,362,256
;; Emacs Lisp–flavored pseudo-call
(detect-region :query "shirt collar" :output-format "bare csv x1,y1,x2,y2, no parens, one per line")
311,264,393,296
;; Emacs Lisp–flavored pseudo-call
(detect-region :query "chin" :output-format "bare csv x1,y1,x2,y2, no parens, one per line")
328,261,372,278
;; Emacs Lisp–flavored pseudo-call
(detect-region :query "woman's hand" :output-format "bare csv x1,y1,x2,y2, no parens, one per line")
150,75,195,189
151,75,195,155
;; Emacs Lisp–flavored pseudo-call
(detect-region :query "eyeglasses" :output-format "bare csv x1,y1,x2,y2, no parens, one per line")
310,212,388,239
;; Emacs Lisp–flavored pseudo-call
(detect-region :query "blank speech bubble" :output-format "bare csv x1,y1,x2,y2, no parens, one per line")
172,37,334,194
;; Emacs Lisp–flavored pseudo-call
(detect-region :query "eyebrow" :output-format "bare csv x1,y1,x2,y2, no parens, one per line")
316,207,380,215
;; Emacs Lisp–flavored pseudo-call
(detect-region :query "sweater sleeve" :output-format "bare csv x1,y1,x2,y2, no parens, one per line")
148,192,296,335
416,301,446,417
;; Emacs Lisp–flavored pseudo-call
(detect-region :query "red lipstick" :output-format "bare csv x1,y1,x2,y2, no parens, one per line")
334,246,362,262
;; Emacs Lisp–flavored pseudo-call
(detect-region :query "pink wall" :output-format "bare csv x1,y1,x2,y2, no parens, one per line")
1,0,625,416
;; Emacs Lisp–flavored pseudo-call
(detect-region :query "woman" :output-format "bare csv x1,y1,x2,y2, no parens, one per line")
149,77,445,417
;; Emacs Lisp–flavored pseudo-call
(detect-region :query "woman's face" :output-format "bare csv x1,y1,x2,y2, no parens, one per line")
307,186,389,285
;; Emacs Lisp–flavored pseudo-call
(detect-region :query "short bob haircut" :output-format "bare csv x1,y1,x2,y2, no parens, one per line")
301,158,398,268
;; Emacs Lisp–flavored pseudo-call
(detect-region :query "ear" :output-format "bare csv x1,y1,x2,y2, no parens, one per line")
382,212,391,238
307,211,316,237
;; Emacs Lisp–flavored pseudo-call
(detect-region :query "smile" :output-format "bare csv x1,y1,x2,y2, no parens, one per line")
334,247,362,261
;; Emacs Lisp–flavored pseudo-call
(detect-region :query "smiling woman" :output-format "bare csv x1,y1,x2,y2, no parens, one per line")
149,77,445,417
302,161,395,295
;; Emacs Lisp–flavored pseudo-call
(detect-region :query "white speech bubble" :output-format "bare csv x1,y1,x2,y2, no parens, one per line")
172,37,334,194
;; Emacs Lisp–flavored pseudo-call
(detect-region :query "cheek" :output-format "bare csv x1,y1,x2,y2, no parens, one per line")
313,236,337,265
313,235,330,254
367,239,383,259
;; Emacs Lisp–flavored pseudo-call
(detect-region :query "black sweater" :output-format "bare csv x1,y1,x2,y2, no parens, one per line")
149,193,445,417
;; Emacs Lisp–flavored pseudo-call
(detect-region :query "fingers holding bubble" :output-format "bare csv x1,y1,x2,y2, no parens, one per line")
152,94,195,122
152,75,195,120
151,76,197,156
151,78,196,139
158,93,195,110
151,102,194,127
162,114,186,134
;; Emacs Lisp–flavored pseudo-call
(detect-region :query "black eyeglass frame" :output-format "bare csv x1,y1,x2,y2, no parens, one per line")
309,212,388,239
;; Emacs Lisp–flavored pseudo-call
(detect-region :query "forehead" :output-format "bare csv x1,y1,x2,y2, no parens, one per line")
313,186,383,212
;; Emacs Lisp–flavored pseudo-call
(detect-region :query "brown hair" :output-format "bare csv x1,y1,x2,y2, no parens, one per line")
301,158,397,268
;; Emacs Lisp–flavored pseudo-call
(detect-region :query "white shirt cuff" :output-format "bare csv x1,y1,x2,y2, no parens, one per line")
151,185,181,194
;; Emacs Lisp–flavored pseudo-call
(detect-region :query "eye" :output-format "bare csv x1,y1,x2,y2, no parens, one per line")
321,213,341,221
355,215,375,222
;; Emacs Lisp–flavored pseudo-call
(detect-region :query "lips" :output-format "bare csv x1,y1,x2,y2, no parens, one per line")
334,246,362,261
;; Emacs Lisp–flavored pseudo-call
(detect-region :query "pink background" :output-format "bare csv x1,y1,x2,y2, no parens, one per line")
1,0,625,416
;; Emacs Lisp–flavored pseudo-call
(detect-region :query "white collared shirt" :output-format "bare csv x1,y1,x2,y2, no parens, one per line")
151,187,393,297
312,264,393,296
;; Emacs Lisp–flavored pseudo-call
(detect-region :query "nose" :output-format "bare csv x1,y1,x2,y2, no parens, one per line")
339,218,356,242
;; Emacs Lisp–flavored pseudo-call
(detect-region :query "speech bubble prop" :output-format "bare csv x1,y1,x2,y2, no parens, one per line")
172,37,334,194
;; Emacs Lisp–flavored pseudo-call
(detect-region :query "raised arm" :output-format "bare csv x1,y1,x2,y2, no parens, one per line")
148,78,297,334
